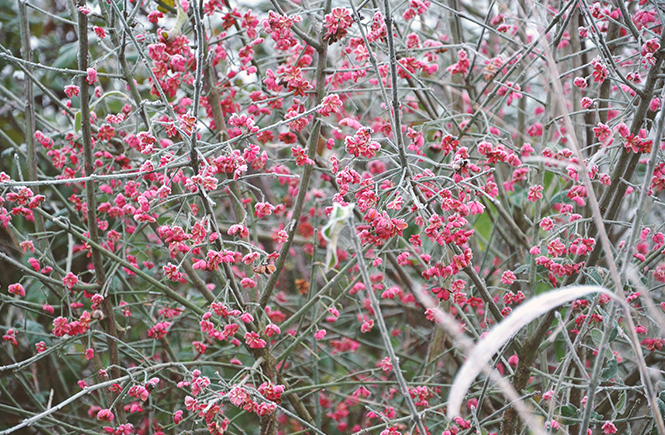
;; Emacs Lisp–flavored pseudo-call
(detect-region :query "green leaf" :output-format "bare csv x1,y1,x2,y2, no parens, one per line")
74,111,81,133
601,358,618,380
22,320,47,345
557,403,579,426
509,185,527,209
598,305,608,316
550,188,573,205
658,398,665,419
473,211,492,245
608,322,619,342
590,411,603,421
585,267,603,286
617,391,627,414
90,91,131,110
513,264,530,275
48,42,78,82
555,338,566,361
35,390,50,406
558,403,578,417
590,328,603,347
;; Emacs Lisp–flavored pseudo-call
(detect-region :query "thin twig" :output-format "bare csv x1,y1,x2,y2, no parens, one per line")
348,211,429,435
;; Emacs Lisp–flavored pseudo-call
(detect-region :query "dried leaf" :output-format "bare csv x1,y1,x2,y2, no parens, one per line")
447,285,620,419
321,202,354,272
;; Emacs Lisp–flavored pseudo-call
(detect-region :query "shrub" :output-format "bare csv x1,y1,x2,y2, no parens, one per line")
0,0,664,434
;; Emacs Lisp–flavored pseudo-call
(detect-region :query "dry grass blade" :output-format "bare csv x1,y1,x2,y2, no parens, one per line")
447,285,621,419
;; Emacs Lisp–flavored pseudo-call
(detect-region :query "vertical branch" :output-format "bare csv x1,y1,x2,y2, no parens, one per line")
77,0,125,423
536,6,665,434
200,33,245,223
258,3,331,309
516,0,529,142
108,0,180,123
203,46,227,142
98,0,149,129
110,32,149,129
349,214,428,435
17,0,51,255
383,0,409,172
18,0,36,183
577,303,617,435
190,0,204,170
189,0,245,310
575,10,596,154
584,43,665,269
77,1,104,284
596,22,619,126
620,88,665,279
